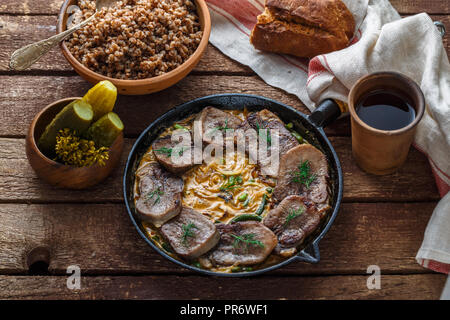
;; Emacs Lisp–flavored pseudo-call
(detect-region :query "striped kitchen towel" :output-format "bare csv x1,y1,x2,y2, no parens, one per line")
205,0,450,274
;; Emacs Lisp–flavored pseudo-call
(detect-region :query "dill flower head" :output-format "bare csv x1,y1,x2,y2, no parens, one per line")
55,128,109,167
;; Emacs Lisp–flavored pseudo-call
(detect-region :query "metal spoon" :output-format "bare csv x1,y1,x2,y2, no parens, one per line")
9,0,119,71
434,21,446,38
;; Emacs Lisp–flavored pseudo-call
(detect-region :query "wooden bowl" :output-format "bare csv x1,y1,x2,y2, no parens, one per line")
26,97,124,189
56,0,211,95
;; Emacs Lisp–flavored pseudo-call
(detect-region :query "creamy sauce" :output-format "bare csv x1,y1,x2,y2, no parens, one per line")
182,151,273,223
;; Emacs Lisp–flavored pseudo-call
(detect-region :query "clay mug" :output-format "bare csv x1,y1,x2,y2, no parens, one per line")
348,72,425,175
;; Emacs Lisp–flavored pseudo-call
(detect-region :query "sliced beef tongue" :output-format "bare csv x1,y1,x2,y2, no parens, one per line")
273,144,329,210
160,207,220,259
152,135,195,175
207,221,278,266
241,109,299,177
135,162,184,227
197,107,242,146
263,195,320,257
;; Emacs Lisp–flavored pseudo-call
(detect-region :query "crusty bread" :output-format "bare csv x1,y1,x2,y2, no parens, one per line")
250,0,355,58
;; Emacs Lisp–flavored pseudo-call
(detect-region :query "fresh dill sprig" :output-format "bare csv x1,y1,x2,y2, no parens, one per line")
54,128,109,167
181,222,198,246
291,160,317,189
146,187,164,205
219,175,243,191
255,120,271,147
173,124,189,131
207,119,232,136
175,146,188,156
284,207,305,227
231,233,265,251
155,146,188,157
154,147,172,156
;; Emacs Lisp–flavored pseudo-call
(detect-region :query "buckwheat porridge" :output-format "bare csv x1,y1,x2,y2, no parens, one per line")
66,0,203,79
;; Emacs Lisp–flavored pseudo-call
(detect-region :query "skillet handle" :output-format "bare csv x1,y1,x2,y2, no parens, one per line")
309,99,343,128
294,242,320,264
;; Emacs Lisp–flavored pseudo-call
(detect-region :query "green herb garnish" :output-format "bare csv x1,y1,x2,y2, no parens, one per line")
284,207,305,227
207,118,232,136
154,147,172,156
255,120,271,147
231,233,265,251
146,187,164,205
175,146,188,156
220,175,243,191
174,124,189,131
181,222,198,246
291,160,317,188
161,242,173,253
155,146,187,157
231,266,241,273
55,128,109,167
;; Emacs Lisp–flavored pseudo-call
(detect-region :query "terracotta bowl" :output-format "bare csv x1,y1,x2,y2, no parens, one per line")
26,97,124,189
57,0,211,95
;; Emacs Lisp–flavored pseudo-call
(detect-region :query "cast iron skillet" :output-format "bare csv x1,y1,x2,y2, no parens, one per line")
123,94,343,277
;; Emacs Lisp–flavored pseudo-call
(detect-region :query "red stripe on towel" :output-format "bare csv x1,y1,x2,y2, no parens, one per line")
306,71,325,86
349,29,362,45
427,260,450,274
208,5,251,37
322,55,336,76
207,0,260,31
308,57,327,76
413,143,450,197
430,165,450,197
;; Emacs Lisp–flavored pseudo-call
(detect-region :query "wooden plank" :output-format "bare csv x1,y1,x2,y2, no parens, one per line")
0,274,445,299
0,137,439,203
0,14,448,73
0,15,249,73
0,0,448,15
0,74,315,137
329,137,439,202
0,138,128,202
0,73,360,138
0,202,439,275
391,0,450,14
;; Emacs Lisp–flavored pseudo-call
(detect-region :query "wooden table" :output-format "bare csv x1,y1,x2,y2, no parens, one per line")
0,0,448,300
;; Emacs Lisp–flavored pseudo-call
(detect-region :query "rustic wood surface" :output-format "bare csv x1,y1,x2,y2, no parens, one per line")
0,0,447,300
0,274,445,300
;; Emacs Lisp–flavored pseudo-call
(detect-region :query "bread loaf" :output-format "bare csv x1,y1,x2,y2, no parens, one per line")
250,0,355,58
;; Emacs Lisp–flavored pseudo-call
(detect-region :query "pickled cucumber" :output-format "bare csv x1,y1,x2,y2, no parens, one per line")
38,99,93,157
82,80,117,121
86,112,124,147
